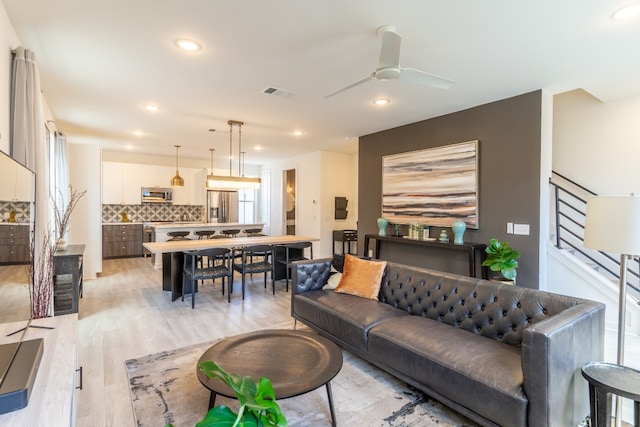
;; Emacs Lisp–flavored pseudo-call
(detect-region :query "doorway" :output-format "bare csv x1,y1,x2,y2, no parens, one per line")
284,169,295,235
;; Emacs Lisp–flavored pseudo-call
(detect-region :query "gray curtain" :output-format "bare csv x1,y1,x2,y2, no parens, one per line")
11,46,52,317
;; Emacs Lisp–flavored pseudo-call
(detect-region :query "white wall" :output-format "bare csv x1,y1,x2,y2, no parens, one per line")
264,149,358,258
320,151,358,256
553,89,640,195
68,143,102,278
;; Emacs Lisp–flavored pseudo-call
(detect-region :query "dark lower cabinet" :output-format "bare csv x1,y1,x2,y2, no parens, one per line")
53,244,84,315
0,224,30,265
102,223,143,258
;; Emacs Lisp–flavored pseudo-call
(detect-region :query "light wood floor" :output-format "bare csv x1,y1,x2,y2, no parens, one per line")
1,258,639,426
0,257,296,426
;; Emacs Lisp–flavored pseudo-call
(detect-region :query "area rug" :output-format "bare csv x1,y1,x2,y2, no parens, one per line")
126,335,479,427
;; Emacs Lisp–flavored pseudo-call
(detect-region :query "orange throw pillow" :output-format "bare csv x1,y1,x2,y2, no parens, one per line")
334,254,387,300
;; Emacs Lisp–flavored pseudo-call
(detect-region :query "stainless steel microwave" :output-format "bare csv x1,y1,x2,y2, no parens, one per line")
141,187,173,203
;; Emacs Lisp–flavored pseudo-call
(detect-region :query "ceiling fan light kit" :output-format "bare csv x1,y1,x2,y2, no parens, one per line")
325,25,457,99
206,120,261,190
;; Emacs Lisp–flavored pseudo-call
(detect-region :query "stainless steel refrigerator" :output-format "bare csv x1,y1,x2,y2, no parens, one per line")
207,190,239,223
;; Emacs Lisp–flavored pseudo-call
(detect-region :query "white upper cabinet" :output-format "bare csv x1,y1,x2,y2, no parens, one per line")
102,162,207,206
102,162,124,204
121,163,144,204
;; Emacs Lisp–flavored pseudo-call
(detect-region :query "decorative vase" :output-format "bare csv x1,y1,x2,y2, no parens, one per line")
451,220,466,244
438,229,449,243
56,237,68,251
377,217,388,236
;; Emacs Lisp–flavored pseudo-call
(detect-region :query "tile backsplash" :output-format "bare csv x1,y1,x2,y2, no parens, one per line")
0,201,31,223
102,204,204,223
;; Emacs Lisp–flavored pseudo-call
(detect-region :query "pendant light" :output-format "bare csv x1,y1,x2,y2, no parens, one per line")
206,120,261,190
171,145,184,187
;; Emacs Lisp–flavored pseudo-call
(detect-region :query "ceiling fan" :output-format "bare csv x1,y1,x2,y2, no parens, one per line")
325,25,457,99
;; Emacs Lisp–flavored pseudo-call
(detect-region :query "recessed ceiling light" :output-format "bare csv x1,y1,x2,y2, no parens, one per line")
373,98,390,106
612,3,640,19
143,104,161,112
254,146,263,151
175,38,202,51
133,130,145,136
291,130,304,136
126,145,134,150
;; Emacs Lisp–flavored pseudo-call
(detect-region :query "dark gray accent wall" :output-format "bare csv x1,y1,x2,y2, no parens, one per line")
358,90,542,288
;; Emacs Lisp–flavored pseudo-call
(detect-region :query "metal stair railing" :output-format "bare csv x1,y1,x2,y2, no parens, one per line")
550,171,640,303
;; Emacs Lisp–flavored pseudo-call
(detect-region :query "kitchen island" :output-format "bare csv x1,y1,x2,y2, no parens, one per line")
148,222,264,267
149,222,264,242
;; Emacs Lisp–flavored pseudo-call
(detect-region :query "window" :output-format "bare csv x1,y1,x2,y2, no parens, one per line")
238,189,256,223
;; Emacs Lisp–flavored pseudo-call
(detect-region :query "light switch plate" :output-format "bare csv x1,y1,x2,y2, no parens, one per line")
513,223,530,235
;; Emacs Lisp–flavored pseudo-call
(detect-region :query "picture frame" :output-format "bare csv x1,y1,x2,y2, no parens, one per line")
382,140,479,228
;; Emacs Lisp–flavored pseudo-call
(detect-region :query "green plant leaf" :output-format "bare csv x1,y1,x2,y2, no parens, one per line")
197,361,287,427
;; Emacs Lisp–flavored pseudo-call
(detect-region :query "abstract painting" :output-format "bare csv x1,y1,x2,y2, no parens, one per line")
382,140,479,228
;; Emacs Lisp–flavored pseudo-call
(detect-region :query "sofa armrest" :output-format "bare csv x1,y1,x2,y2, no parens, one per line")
291,258,332,295
521,300,605,427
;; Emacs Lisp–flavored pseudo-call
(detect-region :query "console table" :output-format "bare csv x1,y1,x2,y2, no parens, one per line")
363,234,486,278
53,244,85,315
0,315,78,426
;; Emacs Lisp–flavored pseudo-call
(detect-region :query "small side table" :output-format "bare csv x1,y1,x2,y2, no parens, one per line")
581,362,640,427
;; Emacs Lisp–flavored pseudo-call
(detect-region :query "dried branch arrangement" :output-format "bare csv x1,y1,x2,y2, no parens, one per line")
51,186,87,238
28,232,54,319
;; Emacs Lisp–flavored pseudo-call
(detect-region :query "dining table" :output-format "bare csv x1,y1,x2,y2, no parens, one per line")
143,235,318,301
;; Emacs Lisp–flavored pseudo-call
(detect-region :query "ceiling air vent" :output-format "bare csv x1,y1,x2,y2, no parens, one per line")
261,87,295,98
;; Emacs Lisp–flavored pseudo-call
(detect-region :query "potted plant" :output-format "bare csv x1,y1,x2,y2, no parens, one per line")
482,238,520,283
166,361,287,427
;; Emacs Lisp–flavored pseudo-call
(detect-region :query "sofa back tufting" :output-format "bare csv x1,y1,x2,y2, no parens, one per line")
379,263,583,347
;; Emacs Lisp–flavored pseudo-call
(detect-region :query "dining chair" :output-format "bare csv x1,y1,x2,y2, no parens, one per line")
232,244,275,299
182,247,233,307
277,241,313,291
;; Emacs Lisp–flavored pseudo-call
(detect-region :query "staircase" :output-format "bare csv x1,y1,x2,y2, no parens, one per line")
550,171,640,305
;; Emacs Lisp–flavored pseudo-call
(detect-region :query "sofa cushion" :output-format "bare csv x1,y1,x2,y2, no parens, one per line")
292,290,407,352
323,272,342,290
368,315,527,427
334,255,387,300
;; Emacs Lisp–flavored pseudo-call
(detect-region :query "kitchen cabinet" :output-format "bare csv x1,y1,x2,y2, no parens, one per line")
102,224,143,258
0,159,34,202
0,224,30,265
102,162,123,204
102,161,207,206
191,168,207,206
102,162,143,205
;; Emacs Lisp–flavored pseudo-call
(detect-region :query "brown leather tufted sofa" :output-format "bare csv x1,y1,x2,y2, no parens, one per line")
291,259,605,427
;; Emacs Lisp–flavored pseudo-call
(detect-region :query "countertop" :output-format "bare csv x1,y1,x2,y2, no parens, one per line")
102,222,143,225
149,222,263,230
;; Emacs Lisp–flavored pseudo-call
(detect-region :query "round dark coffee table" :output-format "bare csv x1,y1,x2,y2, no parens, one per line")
197,329,343,426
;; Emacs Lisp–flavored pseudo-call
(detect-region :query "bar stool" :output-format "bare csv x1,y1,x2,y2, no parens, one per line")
221,229,241,238
194,230,216,240
244,228,264,237
581,362,640,427
167,231,190,240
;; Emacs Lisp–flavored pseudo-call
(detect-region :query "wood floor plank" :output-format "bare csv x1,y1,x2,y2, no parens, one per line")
74,257,293,426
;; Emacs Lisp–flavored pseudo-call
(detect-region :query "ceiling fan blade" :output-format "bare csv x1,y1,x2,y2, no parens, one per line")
378,28,401,68
324,73,375,99
401,67,457,90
